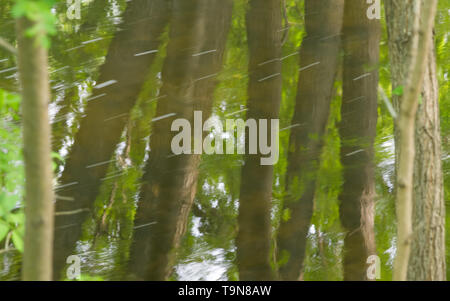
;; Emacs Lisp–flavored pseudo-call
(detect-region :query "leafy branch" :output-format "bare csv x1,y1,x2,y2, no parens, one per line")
12,0,57,48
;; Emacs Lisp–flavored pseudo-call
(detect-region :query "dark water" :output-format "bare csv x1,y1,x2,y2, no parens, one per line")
0,0,449,281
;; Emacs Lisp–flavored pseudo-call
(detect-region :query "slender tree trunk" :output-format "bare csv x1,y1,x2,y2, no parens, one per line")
386,0,444,280
339,0,380,280
128,0,233,280
389,0,438,281
52,0,170,279
408,42,446,280
16,17,55,281
236,0,282,281
276,0,344,281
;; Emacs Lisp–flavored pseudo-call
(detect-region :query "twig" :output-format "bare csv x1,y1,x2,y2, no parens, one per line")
0,37,17,55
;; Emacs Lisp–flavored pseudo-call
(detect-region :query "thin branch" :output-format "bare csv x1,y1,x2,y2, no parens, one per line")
0,37,17,55
393,0,438,281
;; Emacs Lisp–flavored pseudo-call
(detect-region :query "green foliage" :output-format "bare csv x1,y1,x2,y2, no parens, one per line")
0,89,25,252
64,273,105,281
12,0,57,48
304,86,344,281
0,0,448,281
435,0,450,280
392,85,404,96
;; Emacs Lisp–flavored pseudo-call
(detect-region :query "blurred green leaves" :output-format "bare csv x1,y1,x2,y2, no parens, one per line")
12,0,57,48
0,89,24,252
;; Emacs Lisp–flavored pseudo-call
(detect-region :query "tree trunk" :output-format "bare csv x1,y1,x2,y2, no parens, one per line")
339,0,380,281
408,43,446,280
16,17,55,281
385,0,445,280
52,0,170,279
128,0,233,280
236,0,282,281
276,0,344,281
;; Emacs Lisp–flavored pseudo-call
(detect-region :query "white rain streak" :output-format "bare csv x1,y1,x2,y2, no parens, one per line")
4,73,16,79
82,37,104,45
225,108,248,117
299,61,320,71
55,181,79,190
347,96,365,103
55,208,90,216
55,223,78,230
134,49,158,56
258,58,279,66
101,171,127,181
50,66,69,74
280,51,299,61
133,222,157,230
147,94,167,103
192,49,217,57
86,93,107,102
55,195,75,201
0,66,17,74
94,80,117,89
151,112,177,122
86,159,115,169
258,51,299,66
353,73,371,81
104,112,128,122
345,149,365,157
52,113,72,123
280,123,304,132
319,33,341,41
52,83,65,90
258,72,281,82
65,45,85,52
194,73,218,82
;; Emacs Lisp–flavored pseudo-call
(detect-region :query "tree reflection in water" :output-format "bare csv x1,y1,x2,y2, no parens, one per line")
0,0,449,281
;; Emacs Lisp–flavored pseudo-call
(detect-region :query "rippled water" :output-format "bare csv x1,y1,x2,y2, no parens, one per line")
0,0,449,281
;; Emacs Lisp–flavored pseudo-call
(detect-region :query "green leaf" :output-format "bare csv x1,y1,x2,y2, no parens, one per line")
7,211,25,226
392,85,404,96
0,192,17,217
0,222,9,242
11,230,24,252
51,151,63,161
11,0,57,48
282,208,291,222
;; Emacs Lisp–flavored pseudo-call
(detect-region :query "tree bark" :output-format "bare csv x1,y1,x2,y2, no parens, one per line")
128,0,233,280
388,0,438,281
236,0,282,281
52,0,170,279
408,43,446,280
386,0,445,280
339,0,380,280
16,17,55,281
276,0,344,281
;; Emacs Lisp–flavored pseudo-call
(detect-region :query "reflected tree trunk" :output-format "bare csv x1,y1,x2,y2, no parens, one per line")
339,0,380,281
51,87,77,153
51,0,114,154
236,0,282,281
276,0,344,281
52,0,170,279
128,0,233,280
16,17,54,281
386,0,445,280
